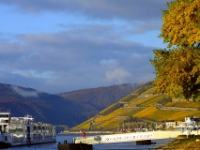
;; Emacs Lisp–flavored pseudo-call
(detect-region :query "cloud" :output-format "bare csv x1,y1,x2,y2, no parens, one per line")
105,68,131,84
0,24,157,93
0,24,154,70
0,0,169,21
0,1,171,93
11,85,39,98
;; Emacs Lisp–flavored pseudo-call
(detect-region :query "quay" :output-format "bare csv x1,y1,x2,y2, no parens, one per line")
73,130,182,145
58,130,183,150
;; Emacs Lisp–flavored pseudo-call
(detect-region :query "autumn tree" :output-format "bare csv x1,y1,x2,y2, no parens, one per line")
151,0,200,101
151,47,200,100
160,0,200,48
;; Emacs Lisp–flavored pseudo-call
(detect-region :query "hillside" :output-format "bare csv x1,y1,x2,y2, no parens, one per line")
0,83,80,127
57,83,141,117
71,82,200,131
0,83,140,128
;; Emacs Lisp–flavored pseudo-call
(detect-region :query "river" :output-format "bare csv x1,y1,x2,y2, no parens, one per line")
3,134,174,150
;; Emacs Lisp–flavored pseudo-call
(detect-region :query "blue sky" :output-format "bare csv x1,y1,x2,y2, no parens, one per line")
0,0,171,94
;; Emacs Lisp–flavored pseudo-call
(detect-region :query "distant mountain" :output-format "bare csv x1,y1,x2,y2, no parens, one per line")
0,83,141,128
0,83,80,127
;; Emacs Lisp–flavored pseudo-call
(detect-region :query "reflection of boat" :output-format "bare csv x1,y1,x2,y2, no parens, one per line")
0,112,56,148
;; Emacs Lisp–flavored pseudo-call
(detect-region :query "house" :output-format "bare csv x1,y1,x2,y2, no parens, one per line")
156,120,176,130
162,120,176,129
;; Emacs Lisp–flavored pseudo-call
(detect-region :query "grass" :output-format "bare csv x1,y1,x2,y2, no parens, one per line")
133,106,200,121
140,87,156,95
96,108,132,122
128,95,164,107
120,94,138,102
158,135,200,150
164,101,200,108
130,84,152,95
123,108,144,116
95,120,122,130
137,95,164,106
99,102,120,115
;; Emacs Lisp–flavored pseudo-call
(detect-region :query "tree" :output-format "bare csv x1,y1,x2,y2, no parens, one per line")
160,0,200,48
150,47,200,101
151,0,200,101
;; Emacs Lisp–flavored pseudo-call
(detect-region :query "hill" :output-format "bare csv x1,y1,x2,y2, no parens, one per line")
71,82,200,131
0,83,140,128
57,83,141,118
0,83,80,127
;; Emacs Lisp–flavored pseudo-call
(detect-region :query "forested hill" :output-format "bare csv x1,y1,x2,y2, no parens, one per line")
0,83,79,127
57,83,141,111
0,83,141,128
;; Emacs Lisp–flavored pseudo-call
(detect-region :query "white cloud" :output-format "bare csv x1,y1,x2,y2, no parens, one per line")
0,0,170,93
11,86,39,98
105,68,131,84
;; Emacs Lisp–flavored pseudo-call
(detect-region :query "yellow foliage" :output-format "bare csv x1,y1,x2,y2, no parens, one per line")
138,95,165,107
96,120,122,129
140,88,156,95
99,102,119,115
151,48,200,100
164,101,199,108
95,108,132,123
160,0,200,47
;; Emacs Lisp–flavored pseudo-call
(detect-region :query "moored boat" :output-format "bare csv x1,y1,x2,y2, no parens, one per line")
0,112,56,148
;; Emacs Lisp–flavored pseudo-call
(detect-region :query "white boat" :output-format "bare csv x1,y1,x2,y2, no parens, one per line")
174,116,200,135
0,112,56,148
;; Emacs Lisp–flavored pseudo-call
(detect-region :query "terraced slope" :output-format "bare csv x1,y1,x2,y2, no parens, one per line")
71,82,200,131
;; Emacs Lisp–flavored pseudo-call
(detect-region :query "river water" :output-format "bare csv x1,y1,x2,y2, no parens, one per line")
3,134,174,150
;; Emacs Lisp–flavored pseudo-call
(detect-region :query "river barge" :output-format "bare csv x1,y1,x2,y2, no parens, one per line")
0,112,56,148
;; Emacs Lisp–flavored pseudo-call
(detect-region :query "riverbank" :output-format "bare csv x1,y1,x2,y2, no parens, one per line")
155,135,200,150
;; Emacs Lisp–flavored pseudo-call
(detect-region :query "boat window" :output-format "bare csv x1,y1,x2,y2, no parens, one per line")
9,125,23,133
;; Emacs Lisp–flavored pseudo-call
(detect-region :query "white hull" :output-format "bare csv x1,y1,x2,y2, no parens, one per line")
0,112,56,148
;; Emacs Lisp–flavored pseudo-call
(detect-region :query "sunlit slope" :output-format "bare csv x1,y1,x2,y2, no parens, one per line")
164,101,199,108
72,82,200,131
133,106,200,121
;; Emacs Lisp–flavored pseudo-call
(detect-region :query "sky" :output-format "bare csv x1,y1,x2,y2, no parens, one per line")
0,0,171,94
